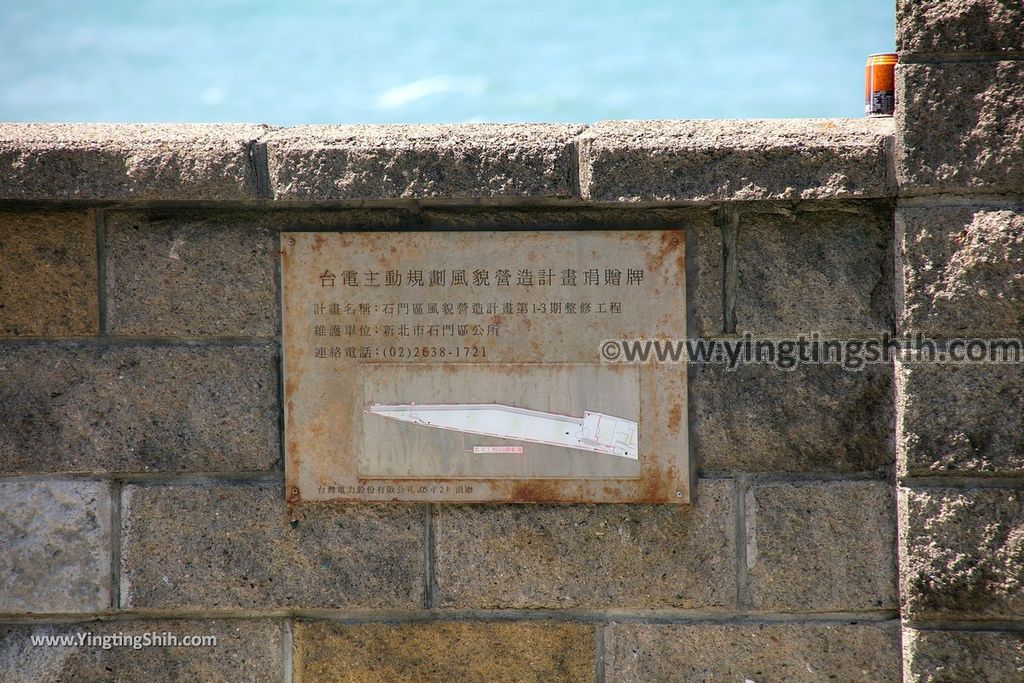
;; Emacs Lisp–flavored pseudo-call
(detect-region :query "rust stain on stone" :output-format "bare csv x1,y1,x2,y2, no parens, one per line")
602,485,624,498
509,480,566,503
645,230,683,273
640,465,671,503
667,404,682,432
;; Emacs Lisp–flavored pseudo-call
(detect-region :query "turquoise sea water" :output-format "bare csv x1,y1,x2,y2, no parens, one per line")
0,0,895,124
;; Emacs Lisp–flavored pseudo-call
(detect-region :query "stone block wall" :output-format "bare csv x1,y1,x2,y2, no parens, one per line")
1,5,1022,675
895,1,1024,680
0,120,907,682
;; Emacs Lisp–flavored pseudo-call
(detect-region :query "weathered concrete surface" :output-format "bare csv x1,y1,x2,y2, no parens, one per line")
0,124,268,201
293,621,593,682
746,482,898,611
692,212,725,336
0,121,904,205
579,118,894,202
0,480,111,613
897,206,1024,336
433,479,735,609
897,361,1024,477
105,207,421,338
897,61,1024,194
897,0,1024,54
692,363,892,474
0,619,284,682
121,482,424,609
106,212,278,337
0,210,98,336
735,207,893,334
265,124,583,200
903,628,1024,683
0,344,278,473
900,487,1024,620
605,622,901,683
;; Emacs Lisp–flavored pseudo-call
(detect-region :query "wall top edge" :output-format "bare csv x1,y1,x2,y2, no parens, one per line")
0,119,895,204
580,118,892,147
0,118,890,142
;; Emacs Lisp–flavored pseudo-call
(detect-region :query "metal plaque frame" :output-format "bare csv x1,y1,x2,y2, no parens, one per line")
281,230,689,504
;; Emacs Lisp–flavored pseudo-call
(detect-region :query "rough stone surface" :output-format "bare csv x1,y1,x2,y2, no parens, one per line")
265,124,583,200
0,619,284,682
897,62,1024,194
692,212,725,336
105,208,414,337
0,480,111,613
105,212,278,337
419,206,723,335
692,362,892,474
121,481,424,609
897,361,1024,476
433,479,735,609
0,124,268,201
897,0,1024,54
903,629,1024,683
579,118,894,202
735,207,893,334
900,487,1024,620
605,622,901,683
293,621,593,682
897,206,1024,336
0,210,98,336
746,481,897,611
0,344,278,473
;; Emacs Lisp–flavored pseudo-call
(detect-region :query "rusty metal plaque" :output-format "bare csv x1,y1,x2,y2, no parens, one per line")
281,230,689,504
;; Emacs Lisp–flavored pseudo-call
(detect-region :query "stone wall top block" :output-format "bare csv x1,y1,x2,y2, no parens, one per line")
897,61,1024,195
579,118,894,202
0,123,269,201
735,207,893,334
105,211,279,337
264,123,584,201
897,0,1024,54
0,210,98,336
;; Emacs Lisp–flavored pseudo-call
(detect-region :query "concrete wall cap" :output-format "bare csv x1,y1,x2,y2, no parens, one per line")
579,117,894,202
263,123,584,200
0,120,895,203
0,123,271,201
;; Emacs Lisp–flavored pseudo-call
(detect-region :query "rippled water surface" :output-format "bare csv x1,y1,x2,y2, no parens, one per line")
0,0,894,123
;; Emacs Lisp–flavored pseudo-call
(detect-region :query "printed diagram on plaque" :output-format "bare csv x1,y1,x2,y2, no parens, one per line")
368,404,638,459
358,363,642,479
